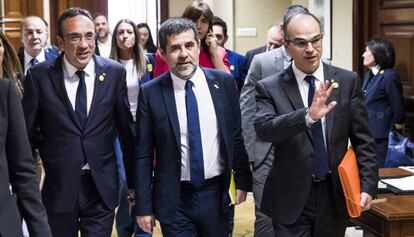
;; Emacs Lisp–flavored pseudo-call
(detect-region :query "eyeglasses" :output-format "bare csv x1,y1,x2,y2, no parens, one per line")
63,32,96,44
286,34,323,48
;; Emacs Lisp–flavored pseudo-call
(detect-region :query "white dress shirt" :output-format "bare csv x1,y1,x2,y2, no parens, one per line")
120,59,139,121
292,61,327,146
24,48,46,75
97,35,112,58
171,67,223,181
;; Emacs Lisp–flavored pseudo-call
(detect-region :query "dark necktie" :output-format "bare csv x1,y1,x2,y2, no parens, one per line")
363,71,375,93
185,80,205,187
30,58,39,66
304,75,329,180
75,70,87,129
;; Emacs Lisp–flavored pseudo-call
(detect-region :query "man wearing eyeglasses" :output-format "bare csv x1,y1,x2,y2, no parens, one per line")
254,11,378,237
22,7,135,237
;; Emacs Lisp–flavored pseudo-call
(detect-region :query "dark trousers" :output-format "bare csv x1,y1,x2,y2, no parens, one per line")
46,173,115,237
160,177,229,237
273,176,348,237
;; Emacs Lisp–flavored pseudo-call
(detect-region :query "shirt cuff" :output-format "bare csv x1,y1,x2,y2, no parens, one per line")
305,108,317,127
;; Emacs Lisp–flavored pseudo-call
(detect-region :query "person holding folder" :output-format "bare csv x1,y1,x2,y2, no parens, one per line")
254,11,378,237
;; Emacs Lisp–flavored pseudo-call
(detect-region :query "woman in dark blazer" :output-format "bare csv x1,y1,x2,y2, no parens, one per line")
362,37,406,167
0,31,51,237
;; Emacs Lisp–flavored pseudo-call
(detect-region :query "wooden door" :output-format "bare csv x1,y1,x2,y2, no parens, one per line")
0,0,43,50
353,0,414,139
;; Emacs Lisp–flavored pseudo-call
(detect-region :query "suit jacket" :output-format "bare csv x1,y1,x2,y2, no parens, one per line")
22,54,135,213
254,63,378,224
240,47,288,166
17,45,60,72
226,49,246,91
0,79,52,237
135,68,252,224
244,45,267,72
362,68,405,138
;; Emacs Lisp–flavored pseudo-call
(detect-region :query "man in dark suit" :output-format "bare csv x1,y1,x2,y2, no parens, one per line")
212,16,246,92
244,23,284,72
0,79,52,237
18,16,59,75
254,11,378,236
135,17,252,236
22,8,134,237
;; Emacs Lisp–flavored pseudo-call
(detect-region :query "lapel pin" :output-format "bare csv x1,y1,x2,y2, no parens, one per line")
214,84,219,89
99,74,105,81
331,79,339,89
230,65,235,71
380,70,384,75
147,64,153,72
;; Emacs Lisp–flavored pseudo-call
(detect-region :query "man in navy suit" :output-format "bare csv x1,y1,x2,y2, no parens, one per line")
135,17,252,236
212,16,246,92
18,16,59,75
22,7,135,237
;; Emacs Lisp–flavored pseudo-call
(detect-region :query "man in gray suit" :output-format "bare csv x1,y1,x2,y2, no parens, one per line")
240,5,308,237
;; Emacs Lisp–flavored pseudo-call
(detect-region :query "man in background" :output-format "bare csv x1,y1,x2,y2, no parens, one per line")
244,23,284,71
212,16,246,92
93,13,111,58
18,16,59,75
240,5,308,237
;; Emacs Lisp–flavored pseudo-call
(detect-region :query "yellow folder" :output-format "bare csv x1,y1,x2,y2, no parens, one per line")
229,171,236,205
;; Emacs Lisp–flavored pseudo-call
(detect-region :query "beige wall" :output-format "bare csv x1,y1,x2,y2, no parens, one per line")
167,0,353,69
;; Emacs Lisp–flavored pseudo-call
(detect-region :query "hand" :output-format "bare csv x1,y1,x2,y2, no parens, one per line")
136,215,155,233
127,189,135,205
307,80,337,121
236,189,247,205
360,192,373,211
205,29,218,53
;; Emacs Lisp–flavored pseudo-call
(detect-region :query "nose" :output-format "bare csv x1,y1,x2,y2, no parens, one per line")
178,47,189,58
304,42,315,52
78,36,89,47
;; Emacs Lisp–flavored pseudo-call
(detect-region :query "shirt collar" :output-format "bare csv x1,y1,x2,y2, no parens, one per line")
370,65,381,76
62,54,95,80
292,60,324,83
24,48,46,65
171,66,204,90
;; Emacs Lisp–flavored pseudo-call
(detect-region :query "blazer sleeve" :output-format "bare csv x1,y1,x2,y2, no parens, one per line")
6,80,52,237
22,69,40,152
115,67,136,188
240,56,262,163
348,74,378,197
134,85,155,216
384,70,406,125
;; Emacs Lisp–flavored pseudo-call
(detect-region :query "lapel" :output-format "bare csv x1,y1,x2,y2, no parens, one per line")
160,73,181,151
203,69,227,147
84,56,106,132
49,54,82,130
323,63,340,143
281,67,313,140
362,71,370,91
364,72,384,97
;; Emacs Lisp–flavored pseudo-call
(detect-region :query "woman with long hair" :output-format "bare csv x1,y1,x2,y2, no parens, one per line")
0,31,23,93
110,19,152,237
153,0,230,77
137,23,157,54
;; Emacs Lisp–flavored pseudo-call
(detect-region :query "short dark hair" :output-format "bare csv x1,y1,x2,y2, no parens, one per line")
283,12,321,41
57,7,93,37
158,17,199,53
93,13,108,21
367,37,395,69
212,16,227,37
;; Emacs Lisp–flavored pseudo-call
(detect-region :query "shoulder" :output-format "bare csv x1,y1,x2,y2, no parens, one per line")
203,67,233,80
95,56,124,71
141,72,170,91
0,78,10,90
381,68,398,78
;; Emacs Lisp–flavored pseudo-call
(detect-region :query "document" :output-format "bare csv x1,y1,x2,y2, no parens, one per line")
381,175,414,191
398,166,414,173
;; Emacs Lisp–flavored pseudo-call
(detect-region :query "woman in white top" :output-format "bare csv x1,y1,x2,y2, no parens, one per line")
110,19,151,237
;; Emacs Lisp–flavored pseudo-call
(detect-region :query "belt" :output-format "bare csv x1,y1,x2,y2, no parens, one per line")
181,174,223,188
81,169,91,176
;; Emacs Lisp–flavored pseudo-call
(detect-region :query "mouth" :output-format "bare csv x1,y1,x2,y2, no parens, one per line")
77,51,91,59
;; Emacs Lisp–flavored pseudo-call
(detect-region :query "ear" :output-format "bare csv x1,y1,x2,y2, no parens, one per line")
224,35,228,44
56,35,64,51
